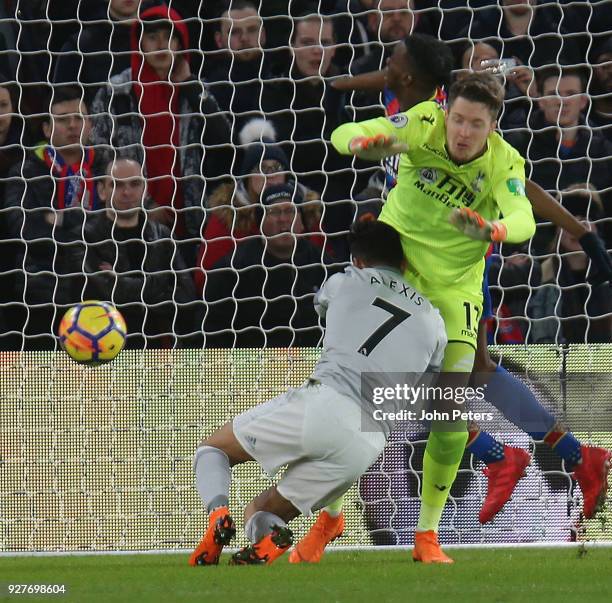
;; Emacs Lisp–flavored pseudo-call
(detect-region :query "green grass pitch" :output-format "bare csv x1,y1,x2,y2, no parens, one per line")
1,548,612,603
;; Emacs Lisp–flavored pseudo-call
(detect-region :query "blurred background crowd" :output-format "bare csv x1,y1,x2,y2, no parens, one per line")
0,0,609,349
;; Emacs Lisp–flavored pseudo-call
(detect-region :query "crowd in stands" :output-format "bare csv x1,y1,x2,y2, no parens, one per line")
0,0,609,349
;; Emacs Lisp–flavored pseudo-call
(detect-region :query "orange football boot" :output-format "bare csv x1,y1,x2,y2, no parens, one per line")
230,525,293,565
189,506,236,566
288,511,344,563
412,530,454,564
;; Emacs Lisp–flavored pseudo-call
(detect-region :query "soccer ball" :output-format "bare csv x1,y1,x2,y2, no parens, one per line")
58,301,127,365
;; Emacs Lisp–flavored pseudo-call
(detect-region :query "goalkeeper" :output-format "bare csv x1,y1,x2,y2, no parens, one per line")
329,70,535,563
291,35,612,565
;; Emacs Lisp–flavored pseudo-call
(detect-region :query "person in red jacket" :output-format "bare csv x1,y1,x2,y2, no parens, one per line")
90,2,233,250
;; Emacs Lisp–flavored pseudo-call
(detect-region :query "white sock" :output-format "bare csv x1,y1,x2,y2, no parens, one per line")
193,446,231,513
244,511,286,543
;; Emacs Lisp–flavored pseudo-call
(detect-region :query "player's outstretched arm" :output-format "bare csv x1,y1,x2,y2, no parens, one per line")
330,70,386,92
331,120,409,162
525,180,586,238
314,272,345,319
492,179,536,243
526,179,612,285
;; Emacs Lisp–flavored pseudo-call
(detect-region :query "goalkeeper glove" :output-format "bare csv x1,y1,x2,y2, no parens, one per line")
348,134,408,161
449,208,508,242
579,231,612,286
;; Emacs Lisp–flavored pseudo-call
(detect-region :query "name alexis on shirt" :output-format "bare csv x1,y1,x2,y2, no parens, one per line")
370,275,423,305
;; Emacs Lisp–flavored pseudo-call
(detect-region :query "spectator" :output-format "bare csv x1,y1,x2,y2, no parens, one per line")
506,66,612,219
0,74,24,191
53,0,139,105
204,183,331,348
205,1,271,136
195,128,288,294
255,0,324,70
456,40,534,131
0,74,26,348
195,123,326,294
463,0,582,69
588,37,612,144
261,13,355,201
346,0,435,120
0,1,51,115
325,0,378,72
4,86,101,349
529,187,611,344
89,2,233,249
350,0,418,73
433,0,491,46
556,2,611,60
84,157,199,349
488,244,541,344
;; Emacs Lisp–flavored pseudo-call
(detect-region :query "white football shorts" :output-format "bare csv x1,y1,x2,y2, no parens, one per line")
232,380,386,515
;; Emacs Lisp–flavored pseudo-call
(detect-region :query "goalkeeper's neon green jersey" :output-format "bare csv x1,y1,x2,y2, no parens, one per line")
331,101,535,293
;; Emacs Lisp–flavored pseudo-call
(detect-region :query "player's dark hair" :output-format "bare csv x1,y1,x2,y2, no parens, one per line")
349,220,404,270
448,72,504,119
403,33,454,92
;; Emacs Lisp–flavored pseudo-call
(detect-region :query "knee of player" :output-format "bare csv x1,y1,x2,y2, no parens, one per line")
244,500,257,524
197,421,249,466
441,342,476,376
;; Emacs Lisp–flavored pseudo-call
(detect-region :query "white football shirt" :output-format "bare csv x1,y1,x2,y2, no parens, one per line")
311,265,447,435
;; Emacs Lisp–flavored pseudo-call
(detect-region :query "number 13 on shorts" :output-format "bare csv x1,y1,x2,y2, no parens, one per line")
462,301,481,338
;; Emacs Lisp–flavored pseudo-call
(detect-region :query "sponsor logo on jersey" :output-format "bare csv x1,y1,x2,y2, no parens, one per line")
413,170,477,208
388,113,408,128
419,168,438,184
506,178,526,196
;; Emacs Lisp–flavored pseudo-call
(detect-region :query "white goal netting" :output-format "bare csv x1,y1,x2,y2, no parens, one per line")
0,1,611,552
1,345,611,552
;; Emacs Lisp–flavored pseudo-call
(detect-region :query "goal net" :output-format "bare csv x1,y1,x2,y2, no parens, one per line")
0,1,611,552
1,345,610,552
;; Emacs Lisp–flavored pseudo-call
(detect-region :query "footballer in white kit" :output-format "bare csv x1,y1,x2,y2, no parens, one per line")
189,220,446,566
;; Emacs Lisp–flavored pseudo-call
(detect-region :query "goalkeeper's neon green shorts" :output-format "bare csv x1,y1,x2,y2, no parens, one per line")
404,269,483,372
